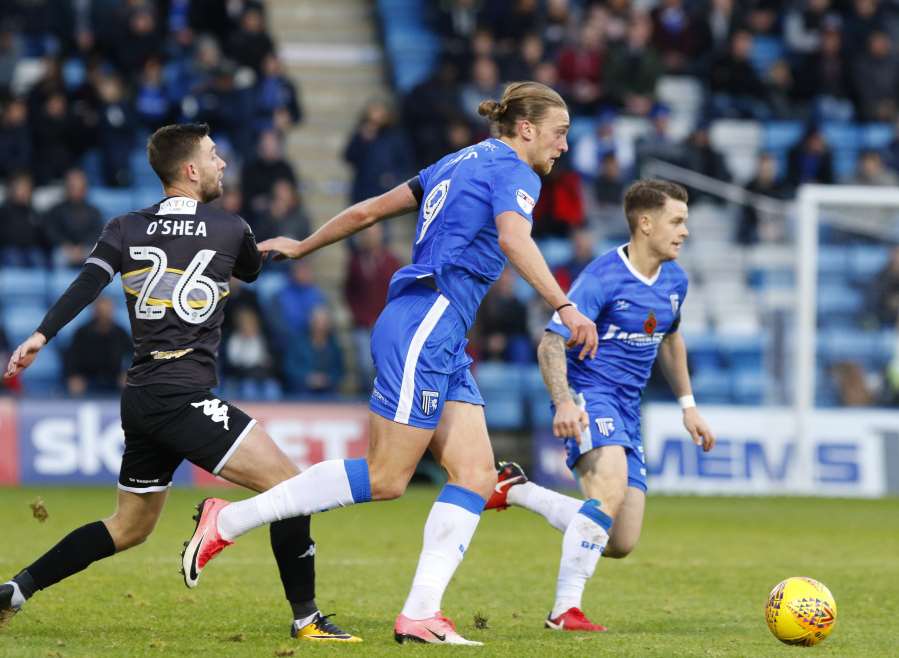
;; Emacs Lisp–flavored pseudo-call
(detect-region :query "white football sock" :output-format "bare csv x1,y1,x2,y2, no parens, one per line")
551,501,613,619
4,581,25,608
217,459,371,540
507,481,582,532
401,485,485,620
294,611,319,628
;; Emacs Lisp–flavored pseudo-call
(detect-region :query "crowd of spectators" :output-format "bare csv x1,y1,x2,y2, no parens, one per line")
3,0,899,404
386,0,899,401
0,0,328,397
0,0,303,266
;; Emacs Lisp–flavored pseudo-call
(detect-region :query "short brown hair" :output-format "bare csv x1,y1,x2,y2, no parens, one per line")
147,123,210,186
477,81,567,137
623,179,688,233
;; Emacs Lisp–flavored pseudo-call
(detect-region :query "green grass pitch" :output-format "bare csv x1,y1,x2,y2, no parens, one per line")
0,486,896,657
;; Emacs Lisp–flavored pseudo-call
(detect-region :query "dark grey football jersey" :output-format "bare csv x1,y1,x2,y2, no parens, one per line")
87,196,262,387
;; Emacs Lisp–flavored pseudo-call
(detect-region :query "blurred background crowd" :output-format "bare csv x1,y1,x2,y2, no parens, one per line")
1,0,898,422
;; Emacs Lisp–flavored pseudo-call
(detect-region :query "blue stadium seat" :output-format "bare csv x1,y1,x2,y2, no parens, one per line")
4,303,47,345
690,368,733,404
537,238,573,267
832,149,858,181
530,397,554,429
49,268,82,299
822,122,860,150
89,187,134,220
133,185,162,210
0,267,47,302
763,121,804,151
474,362,525,394
878,329,896,361
861,123,893,150
254,271,288,306
848,245,890,282
81,149,104,186
568,117,598,147
718,334,764,372
819,328,881,365
749,36,785,76
483,391,525,430
733,370,765,404
131,149,158,186
19,344,62,388
818,246,850,276
816,284,864,317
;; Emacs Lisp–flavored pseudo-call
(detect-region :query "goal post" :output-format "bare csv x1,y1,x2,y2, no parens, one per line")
795,184,899,493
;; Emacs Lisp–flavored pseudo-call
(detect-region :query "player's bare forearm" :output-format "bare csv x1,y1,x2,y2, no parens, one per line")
659,332,692,398
538,331,573,406
496,213,568,309
263,183,418,260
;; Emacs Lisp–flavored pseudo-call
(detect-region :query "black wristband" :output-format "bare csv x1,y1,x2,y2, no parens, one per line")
555,302,573,312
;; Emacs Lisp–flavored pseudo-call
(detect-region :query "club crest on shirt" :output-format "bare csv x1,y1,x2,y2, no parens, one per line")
421,390,440,416
644,311,657,335
670,293,680,314
516,189,535,214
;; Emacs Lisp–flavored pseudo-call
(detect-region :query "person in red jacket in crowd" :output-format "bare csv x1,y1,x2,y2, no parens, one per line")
343,223,401,390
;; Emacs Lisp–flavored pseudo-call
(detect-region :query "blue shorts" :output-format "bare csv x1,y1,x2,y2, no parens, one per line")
368,284,484,429
557,390,648,492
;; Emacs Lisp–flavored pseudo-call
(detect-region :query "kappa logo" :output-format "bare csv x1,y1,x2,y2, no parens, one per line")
298,544,316,559
421,390,439,417
670,293,680,314
595,417,615,437
614,299,630,311
516,188,535,214
191,398,230,430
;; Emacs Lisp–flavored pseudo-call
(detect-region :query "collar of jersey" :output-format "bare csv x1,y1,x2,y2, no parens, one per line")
617,244,661,286
491,138,516,154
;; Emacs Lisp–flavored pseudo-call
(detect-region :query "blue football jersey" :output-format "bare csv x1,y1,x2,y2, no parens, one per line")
387,138,542,330
546,245,689,404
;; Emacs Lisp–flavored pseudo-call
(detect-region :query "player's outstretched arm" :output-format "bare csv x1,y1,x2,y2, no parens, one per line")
537,331,589,438
4,262,111,379
658,332,716,452
496,211,597,359
258,182,419,261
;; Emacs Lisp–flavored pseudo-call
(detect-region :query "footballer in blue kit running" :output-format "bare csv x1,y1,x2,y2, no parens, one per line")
486,180,716,632
181,81,599,645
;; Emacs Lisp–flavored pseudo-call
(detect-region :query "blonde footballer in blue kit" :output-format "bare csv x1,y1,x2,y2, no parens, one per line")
486,180,717,632
180,82,600,645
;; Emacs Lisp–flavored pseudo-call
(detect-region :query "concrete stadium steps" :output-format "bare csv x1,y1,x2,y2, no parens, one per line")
267,0,393,391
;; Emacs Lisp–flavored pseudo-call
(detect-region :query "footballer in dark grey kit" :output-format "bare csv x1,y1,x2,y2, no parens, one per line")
1,123,359,643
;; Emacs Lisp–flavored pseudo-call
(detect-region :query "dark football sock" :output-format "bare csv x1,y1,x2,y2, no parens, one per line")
270,516,317,618
23,521,117,593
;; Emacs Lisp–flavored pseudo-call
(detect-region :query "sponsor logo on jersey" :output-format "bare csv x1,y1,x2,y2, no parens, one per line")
191,398,230,430
516,188,535,214
595,417,615,437
601,323,666,345
421,390,439,417
644,311,657,335
151,348,194,360
669,293,680,314
157,196,198,216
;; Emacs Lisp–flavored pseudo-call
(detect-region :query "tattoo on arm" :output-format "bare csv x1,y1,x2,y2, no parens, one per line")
538,332,572,405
